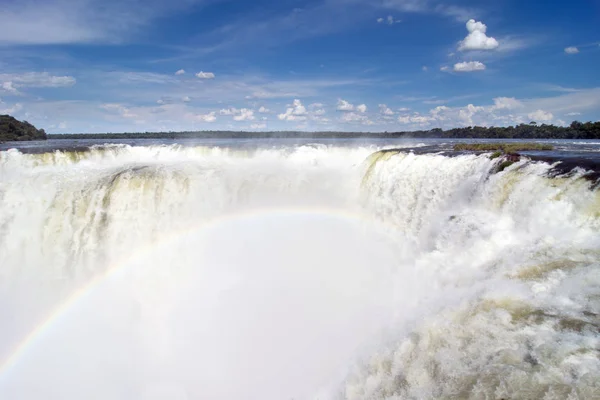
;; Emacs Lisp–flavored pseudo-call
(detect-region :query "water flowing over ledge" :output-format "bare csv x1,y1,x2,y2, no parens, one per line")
0,143,599,399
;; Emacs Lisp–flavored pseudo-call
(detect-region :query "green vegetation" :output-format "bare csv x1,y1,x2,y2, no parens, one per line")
453,143,554,152
489,151,503,159
497,160,516,172
1,112,598,142
47,120,600,140
0,115,46,142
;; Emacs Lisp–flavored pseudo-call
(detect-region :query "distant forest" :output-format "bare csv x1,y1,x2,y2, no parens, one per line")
48,121,600,140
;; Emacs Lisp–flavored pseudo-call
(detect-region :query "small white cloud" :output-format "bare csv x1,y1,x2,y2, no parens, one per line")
0,72,76,90
258,106,270,113
100,103,137,118
453,61,486,72
196,71,215,79
0,102,23,114
195,111,216,122
566,112,581,116
377,15,400,24
218,107,256,121
422,66,429,72
398,107,410,112
564,46,579,54
493,97,523,110
340,112,374,125
156,97,175,105
233,108,255,121
356,104,367,113
440,66,450,71
379,104,394,115
250,123,267,129
220,107,239,115
430,105,450,116
336,99,354,111
182,96,191,102
528,109,553,122
1,81,19,94
175,69,185,75
459,19,499,51
308,103,326,116
397,113,435,125
278,99,308,121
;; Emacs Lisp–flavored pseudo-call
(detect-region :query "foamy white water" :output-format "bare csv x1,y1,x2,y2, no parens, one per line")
0,144,598,399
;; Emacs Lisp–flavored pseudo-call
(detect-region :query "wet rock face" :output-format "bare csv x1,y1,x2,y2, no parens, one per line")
505,153,521,162
0,115,47,142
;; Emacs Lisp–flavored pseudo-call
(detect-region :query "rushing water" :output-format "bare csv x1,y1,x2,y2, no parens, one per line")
0,140,599,399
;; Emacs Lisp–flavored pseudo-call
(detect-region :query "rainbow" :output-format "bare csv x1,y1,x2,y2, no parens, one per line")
0,206,389,377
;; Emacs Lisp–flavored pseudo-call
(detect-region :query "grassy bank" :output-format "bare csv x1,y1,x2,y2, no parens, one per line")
453,143,554,152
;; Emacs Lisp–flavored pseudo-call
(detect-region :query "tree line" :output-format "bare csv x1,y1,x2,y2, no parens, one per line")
48,121,600,140
3,114,599,142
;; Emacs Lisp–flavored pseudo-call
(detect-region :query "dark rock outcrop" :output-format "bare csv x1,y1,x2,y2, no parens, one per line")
0,115,47,142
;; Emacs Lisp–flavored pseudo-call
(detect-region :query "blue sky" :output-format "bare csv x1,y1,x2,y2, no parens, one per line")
0,0,599,133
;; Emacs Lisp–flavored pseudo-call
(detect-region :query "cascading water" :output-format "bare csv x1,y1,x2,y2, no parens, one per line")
0,143,598,399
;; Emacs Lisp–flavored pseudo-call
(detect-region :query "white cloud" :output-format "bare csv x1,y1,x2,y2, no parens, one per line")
398,107,411,112
458,19,499,51
340,111,374,125
250,123,267,129
156,97,175,105
100,103,137,118
1,81,20,94
258,106,270,113
564,47,579,54
379,104,394,115
0,102,23,115
308,103,326,116
0,72,76,90
219,107,237,115
233,108,255,121
397,113,434,125
356,104,367,113
0,0,204,45
196,71,216,79
175,69,186,75
440,66,450,71
458,104,485,125
378,15,400,25
391,90,597,129
194,111,217,122
336,99,354,111
527,109,553,122
113,71,176,85
182,96,191,102
422,66,429,72
453,61,486,72
278,99,308,121
493,97,523,110
218,107,255,120
565,112,581,116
